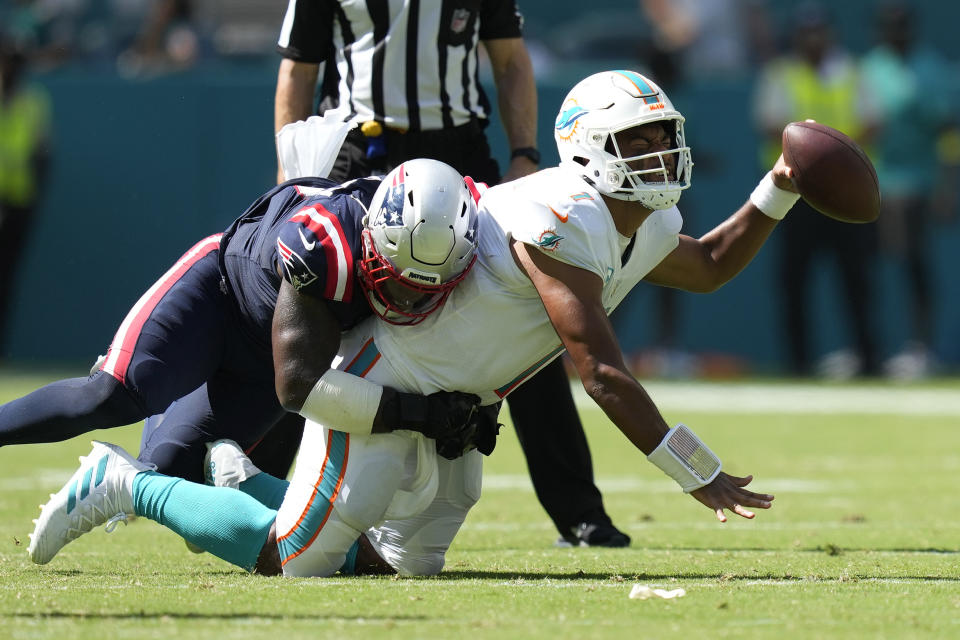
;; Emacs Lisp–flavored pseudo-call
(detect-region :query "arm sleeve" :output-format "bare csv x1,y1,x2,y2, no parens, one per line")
277,0,336,62
479,0,524,39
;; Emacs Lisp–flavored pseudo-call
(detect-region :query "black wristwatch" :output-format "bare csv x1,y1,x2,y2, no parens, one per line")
510,146,541,164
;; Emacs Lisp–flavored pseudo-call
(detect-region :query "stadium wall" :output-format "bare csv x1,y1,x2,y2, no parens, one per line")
7,60,960,373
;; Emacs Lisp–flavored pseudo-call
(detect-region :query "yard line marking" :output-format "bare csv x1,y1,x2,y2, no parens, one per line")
460,520,960,534
571,382,960,416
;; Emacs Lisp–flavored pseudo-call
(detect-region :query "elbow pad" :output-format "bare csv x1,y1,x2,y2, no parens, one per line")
299,369,384,434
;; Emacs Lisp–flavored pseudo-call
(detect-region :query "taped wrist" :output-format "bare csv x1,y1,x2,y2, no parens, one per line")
647,424,722,493
750,171,800,220
299,369,383,434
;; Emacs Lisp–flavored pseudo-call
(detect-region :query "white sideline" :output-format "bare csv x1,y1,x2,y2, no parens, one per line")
571,381,960,416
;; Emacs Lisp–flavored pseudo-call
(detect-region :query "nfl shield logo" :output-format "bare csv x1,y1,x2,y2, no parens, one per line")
450,9,470,34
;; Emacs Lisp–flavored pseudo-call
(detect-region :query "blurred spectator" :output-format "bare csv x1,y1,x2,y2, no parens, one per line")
752,2,881,378
0,36,52,356
639,0,775,82
861,2,960,380
625,0,774,378
116,0,200,76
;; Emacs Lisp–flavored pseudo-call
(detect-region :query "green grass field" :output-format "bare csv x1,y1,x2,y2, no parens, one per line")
1,369,959,639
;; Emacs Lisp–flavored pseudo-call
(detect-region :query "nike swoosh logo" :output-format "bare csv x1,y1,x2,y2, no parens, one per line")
298,227,316,251
549,206,568,223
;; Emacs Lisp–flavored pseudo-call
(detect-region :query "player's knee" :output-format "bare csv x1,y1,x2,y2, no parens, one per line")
86,371,145,423
279,520,358,578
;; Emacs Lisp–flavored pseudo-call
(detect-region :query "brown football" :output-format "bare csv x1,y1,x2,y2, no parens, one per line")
781,121,881,223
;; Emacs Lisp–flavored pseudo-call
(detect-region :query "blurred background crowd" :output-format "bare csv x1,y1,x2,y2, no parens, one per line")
1,0,958,380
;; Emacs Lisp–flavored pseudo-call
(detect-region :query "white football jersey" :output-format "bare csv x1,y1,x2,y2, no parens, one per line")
341,166,684,404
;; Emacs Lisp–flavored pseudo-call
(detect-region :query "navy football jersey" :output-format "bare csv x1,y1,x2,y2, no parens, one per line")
219,176,381,350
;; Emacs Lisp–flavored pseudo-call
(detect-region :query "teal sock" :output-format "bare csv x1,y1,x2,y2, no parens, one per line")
132,471,276,571
339,539,360,575
238,473,290,510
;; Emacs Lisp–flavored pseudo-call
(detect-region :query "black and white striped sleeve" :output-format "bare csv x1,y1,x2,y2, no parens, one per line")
277,0,336,62
479,0,524,40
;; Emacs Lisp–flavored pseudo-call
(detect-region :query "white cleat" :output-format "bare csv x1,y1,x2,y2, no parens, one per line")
204,439,261,489
27,441,153,565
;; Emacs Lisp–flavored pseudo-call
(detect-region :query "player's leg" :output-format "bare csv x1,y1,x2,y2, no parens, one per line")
275,422,418,577
245,412,305,481
507,359,629,547
833,219,879,375
367,448,483,576
28,440,276,572
0,371,145,445
778,201,817,375
902,195,933,346
138,372,287,483
0,237,227,447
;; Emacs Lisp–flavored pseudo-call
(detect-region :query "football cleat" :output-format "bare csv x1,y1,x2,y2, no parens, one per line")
204,439,261,489
555,521,631,548
27,441,152,565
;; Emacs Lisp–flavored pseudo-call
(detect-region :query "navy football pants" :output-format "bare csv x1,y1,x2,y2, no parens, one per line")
0,235,288,482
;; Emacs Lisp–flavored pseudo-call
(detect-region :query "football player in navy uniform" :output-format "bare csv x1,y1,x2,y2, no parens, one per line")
0,159,483,482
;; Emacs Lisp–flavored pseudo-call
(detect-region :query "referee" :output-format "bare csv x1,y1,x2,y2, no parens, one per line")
270,0,629,548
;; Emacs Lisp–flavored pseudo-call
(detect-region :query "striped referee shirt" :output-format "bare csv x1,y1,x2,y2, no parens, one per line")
277,0,524,132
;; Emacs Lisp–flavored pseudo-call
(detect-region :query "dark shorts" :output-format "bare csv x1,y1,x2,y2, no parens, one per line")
329,121,502,185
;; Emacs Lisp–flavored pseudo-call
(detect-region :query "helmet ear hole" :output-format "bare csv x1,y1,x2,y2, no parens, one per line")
408,191,415,207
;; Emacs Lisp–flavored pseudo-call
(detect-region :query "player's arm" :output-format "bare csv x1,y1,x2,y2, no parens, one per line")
644,157,798,292
512,241,774,521
483,37,538,182
274,58,321,184
271,281,481,443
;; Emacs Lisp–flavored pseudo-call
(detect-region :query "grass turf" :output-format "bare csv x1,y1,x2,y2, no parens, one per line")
1,369,958,639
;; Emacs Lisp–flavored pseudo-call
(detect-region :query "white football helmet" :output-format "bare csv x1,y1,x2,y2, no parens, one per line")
554,70,693,209
360,159,479,325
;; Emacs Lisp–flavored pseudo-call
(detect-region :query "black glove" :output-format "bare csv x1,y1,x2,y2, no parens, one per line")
435,402,503,460
381,390,481,440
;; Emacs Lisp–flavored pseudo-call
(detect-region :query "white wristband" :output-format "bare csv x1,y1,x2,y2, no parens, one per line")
647,424,722,493
749,171,800,220
299,369,384,434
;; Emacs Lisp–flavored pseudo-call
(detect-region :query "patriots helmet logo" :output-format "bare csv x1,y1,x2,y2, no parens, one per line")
277,238,318,290
374,184,405,227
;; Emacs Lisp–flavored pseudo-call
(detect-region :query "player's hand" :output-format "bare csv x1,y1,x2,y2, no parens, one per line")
391,390,481,441
689,473,774,522
435,402,502,460
771,154,798,193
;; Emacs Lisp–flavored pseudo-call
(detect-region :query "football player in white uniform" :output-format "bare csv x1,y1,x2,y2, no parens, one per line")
28,70,798,577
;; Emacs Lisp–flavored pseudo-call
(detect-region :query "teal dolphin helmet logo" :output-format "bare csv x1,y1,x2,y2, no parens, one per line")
555,103,588,141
